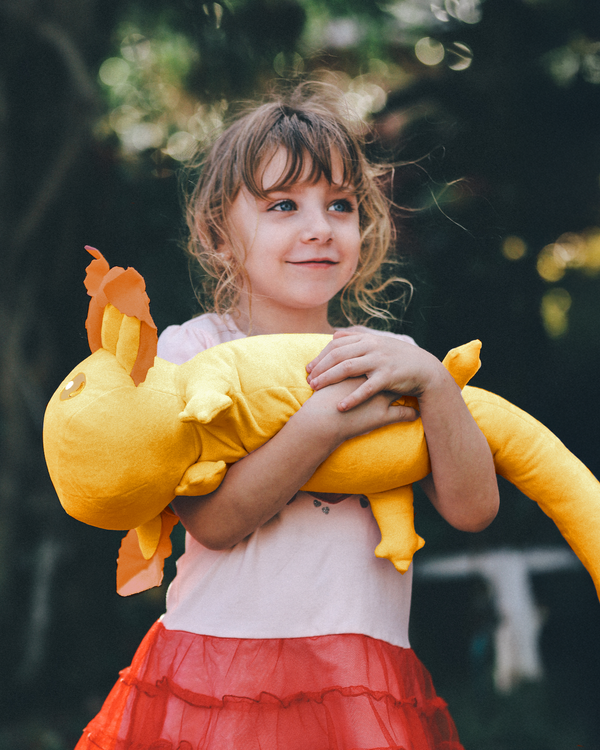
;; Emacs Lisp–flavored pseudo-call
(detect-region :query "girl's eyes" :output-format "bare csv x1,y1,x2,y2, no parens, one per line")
269,198,355,213
271,200,297,212
329,199,354,213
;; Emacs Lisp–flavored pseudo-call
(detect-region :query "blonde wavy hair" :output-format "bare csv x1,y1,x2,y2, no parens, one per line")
184,82,411,327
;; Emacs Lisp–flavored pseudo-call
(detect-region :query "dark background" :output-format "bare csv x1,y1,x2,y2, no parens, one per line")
1,1,600,747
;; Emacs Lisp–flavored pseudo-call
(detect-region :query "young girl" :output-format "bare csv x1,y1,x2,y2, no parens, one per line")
76,85,499,750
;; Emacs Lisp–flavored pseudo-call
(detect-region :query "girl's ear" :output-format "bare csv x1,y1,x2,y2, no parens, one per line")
217,243,233,261
214,223,233,259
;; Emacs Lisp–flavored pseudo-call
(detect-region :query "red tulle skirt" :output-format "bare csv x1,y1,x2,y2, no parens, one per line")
76,622,463,750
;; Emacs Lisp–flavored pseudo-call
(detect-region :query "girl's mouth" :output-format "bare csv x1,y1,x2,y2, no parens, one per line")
289,259,337,267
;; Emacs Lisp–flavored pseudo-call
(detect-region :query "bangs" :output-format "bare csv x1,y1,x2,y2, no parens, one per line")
239,107,364,198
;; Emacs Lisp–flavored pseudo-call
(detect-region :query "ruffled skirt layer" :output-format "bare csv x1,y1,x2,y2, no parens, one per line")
76,622,463,750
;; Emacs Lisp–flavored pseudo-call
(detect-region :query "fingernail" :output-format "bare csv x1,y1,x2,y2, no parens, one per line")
306,363,313,373
339,401,347,411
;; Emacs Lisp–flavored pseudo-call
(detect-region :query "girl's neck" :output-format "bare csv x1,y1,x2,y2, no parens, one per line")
234,300,336,336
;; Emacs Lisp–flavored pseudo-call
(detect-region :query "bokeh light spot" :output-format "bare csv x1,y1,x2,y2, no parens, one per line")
203,3,224,29
324,18,363,49
121,34,152,64
580,230,600,274
188,108,223,140
415,37,445,66
430,2,450,22
502,236,527,261
344,79,387,120
99,58,130,87
536,229,600,281
545,47,580,87
582,44,600,84
164,131,197,161
447,42,473,70
537,244,566,282
541,288,571,338
445,0,482,24
109,104,141,135
126,123,165,152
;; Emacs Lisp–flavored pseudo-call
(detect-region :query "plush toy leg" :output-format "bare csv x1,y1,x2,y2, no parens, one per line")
135,514,163,560
368,485,425,573
116,508,180,596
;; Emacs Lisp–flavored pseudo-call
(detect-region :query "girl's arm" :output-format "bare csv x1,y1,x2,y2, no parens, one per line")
306,331,499,532
173,377,418,549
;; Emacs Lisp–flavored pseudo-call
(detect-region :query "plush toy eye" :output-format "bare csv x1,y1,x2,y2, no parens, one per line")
60,373,86,401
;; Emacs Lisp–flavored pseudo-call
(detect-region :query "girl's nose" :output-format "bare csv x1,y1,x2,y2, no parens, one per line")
301,209,333,243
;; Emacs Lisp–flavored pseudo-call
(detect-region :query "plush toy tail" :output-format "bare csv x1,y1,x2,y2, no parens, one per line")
84,246,157,385
464,386,600,601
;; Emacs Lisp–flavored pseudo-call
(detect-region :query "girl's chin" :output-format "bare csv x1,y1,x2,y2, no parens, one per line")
284,297,339,311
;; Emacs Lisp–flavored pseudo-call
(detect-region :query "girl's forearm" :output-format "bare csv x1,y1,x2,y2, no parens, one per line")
173,408,342,549
173,376,419,549
418,370,499,531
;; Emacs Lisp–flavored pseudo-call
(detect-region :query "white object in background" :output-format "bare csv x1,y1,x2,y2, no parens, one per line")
416,548,579,692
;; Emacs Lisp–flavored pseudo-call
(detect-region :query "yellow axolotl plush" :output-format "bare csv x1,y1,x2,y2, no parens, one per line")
43,248,600,597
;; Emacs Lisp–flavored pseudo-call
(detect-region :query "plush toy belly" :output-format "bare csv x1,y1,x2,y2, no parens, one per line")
175,332,432,485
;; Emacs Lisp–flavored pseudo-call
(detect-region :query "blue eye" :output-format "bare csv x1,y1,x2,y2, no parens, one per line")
272,200,296,212
330,199,354,213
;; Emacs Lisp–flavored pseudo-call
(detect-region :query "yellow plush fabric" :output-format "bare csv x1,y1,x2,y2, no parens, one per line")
43,251,600,597
462,387,600,597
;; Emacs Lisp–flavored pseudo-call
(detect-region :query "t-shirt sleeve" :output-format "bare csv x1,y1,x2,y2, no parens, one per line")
157,323,212,365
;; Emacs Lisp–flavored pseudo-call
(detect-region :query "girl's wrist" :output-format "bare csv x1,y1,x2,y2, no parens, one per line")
416,364,458,407
289,403,346,455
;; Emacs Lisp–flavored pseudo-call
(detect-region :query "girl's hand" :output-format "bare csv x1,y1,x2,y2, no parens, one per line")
306,330,444,411
308,330,500,533
299,376,419,444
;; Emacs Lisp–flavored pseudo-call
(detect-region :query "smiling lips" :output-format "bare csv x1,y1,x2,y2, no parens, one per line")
288,259,338,267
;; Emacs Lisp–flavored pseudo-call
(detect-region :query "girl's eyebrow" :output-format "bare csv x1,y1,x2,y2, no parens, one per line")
263,183,357,195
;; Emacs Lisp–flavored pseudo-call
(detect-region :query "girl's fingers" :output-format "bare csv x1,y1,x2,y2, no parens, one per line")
386,405,420,423
338,382,419,422
308,343,375,387
336,379,389,412
331,328,362,339
336,380,377,411
308,357,370,390
306,335,364,375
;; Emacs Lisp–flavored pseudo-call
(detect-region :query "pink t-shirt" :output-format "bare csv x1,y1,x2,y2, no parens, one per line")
159,313,417,649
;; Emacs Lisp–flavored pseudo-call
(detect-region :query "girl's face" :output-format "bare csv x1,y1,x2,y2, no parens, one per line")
227,148,361,333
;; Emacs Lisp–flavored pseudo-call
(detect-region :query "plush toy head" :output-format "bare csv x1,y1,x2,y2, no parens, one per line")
43,248,201,531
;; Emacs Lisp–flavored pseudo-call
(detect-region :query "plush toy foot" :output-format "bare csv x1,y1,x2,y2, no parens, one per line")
374,533,425,573
368,486,425,573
